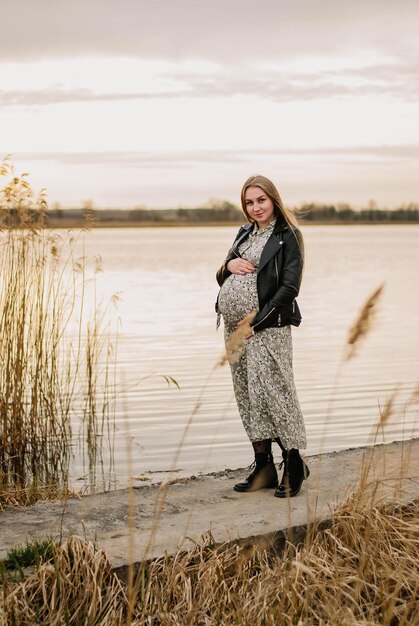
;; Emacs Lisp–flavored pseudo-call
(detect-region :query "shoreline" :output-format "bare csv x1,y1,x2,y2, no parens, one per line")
1,438,417,569
42,220,419,229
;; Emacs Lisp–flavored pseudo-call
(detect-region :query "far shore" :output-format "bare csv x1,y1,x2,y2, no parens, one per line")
43,219,419,229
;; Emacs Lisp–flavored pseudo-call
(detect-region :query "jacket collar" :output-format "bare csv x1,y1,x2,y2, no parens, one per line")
234,215,289,257
233,223,253,248
238,216,290,273
258,234,283,272
237,215,288,239
273,214,289,234
258,216,290,271
243,214,288,232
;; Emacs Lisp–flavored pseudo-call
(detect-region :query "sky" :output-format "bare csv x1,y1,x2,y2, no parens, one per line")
1,0,418,209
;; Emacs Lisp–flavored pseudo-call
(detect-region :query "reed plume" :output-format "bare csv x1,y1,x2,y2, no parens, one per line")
344,283,385,361
225,310,256,364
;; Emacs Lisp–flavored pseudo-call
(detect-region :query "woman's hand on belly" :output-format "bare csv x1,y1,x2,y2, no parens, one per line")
226,258,256,275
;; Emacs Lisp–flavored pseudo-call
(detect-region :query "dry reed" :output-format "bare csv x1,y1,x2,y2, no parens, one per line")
1,537,127,625
1,162,417,624
1,484,417,625
0,158,118,504
344,282,385,361
320,282,387,457
225,310,256,364
0,483,79,511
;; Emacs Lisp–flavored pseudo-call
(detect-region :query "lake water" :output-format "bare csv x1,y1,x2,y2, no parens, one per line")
68,225,418,489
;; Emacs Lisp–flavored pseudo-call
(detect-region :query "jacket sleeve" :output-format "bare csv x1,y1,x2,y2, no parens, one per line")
251,229,303,332
216,258,233,286
215,227,243,286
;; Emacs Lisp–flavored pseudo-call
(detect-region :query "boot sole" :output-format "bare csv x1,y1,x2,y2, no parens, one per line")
234,480,278,493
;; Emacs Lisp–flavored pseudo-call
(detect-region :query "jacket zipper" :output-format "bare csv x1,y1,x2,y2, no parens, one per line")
252,307,276,329
250,236,281,329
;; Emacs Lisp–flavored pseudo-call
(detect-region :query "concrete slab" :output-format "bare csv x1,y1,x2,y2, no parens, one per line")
1,439,418,569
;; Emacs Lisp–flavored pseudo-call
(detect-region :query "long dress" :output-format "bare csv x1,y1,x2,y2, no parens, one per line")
217,219,307,449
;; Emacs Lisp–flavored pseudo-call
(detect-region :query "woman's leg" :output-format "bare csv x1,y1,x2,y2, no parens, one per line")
252,439,272,455
274,436,286,454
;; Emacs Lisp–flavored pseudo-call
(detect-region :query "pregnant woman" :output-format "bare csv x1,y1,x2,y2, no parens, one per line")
216,175,309,498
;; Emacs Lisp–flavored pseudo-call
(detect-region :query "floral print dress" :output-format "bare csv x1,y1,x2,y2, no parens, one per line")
217,219,307,449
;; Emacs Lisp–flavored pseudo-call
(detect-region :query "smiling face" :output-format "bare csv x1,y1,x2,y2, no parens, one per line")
244,186,275,228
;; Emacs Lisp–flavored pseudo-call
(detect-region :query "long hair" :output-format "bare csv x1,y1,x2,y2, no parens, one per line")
240,174,298,228
240,174,304,259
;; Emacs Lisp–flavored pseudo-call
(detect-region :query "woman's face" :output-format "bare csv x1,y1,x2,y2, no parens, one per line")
244,186,275,228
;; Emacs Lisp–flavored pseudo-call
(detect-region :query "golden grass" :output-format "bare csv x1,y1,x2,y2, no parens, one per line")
344,283,385,361
0,157,118,503
1,484,417,625
0,482,80,510
1,537,127,624
225,310,257,364
1,159,417,624
319,282,387,457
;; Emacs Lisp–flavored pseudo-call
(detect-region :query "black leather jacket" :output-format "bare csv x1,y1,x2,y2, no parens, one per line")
216,216,303,332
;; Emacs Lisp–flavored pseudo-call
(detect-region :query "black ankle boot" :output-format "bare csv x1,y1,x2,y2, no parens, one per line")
274,449,309,498
234,453,278,493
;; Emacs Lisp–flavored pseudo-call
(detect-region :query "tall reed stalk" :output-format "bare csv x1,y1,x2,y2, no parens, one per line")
0,158,117,500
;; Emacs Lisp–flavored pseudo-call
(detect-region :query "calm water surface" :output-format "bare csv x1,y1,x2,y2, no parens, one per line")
69,225,419,488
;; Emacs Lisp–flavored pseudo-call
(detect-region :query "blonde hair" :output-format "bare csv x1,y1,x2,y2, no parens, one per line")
240,174,300,229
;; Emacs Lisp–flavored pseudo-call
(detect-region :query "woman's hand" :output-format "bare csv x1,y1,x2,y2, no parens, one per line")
226,258,256,275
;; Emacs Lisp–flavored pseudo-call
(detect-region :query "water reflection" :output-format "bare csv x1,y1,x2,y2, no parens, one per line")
67,225,419,488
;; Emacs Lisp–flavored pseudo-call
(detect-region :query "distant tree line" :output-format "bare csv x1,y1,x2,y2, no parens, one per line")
4,200,419,227
129,200,242,223
44,200,244,226
298,202,419,223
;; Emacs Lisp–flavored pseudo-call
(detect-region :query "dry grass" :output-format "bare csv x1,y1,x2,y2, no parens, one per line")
320,282,387,455
1,537,127,625
225,310,257,364
126,448,418,626
0,157,118,504
1,162,417,624
0,486,417,625
344,283,385,361
0,482,79,510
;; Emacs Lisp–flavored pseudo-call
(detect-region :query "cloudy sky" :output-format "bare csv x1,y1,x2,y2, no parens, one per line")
1,0,418,208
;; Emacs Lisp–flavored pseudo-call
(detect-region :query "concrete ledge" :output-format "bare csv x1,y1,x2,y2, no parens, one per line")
1,439,418,570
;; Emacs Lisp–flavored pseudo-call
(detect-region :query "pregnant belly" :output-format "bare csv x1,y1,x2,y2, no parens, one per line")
217,273,259,325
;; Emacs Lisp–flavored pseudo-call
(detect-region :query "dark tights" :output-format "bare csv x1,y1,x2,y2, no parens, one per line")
252,437,287,456
252,439,272,455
